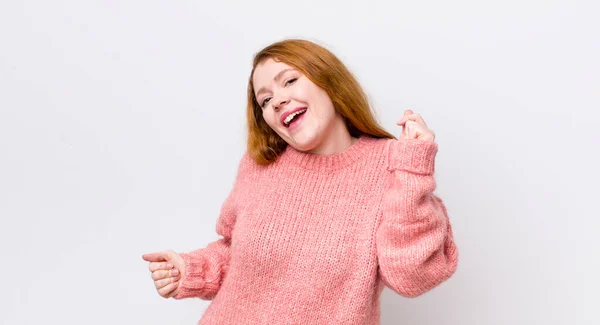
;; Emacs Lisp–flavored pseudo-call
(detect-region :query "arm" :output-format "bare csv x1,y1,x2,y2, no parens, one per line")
376,139,458,298
173,154,250,300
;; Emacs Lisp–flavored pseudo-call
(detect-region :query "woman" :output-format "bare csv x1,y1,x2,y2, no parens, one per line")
142,39,458,324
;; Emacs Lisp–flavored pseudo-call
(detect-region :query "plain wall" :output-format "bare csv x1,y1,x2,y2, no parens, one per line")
1,0,598,324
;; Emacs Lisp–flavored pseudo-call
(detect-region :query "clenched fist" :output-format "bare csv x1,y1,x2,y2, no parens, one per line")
396,109,436,142
142,250,186,298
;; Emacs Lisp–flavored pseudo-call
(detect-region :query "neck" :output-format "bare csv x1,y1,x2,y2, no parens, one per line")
308,118,358,156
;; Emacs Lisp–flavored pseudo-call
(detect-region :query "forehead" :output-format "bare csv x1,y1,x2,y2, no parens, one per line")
252,58,295,89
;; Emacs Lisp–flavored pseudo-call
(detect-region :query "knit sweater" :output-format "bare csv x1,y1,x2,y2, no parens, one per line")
174,135,459,324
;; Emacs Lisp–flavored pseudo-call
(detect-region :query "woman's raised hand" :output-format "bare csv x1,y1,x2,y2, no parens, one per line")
396,109,436,143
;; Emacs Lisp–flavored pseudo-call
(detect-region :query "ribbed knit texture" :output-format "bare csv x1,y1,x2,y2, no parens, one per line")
174,135,459,324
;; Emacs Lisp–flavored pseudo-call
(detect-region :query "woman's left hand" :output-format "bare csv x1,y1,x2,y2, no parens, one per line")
396,109,436,142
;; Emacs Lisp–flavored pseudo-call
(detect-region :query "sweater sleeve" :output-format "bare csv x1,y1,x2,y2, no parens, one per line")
376,139,458,298
173,153,250,300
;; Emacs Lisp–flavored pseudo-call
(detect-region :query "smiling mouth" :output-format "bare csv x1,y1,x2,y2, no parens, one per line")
283,108,307,127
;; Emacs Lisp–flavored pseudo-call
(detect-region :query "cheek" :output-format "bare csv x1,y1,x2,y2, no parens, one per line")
299,84,330,111
262,110,278,129
315,91,336,118
292,79,319,103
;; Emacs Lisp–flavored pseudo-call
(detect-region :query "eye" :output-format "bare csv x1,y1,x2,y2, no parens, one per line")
285,78,297,86
261,97,272,108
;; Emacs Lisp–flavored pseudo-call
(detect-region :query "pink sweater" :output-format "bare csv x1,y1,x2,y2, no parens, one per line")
174,135,458,324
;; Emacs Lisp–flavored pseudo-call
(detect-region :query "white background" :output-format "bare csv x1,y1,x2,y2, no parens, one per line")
1,0,598,324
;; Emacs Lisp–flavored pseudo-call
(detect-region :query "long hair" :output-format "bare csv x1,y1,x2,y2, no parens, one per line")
246,39,395,165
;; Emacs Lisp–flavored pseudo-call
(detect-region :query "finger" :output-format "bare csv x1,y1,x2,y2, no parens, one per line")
396,111,409,125
166,288,180,299
403,120,412,139
396,114,414,126
142,251,171,262
412,113,428,127
396,109,412,123
152,268,179,281
158,281,180,298
399,116,408,140
406,120,424,140
149,262,173,272
397,113,427,127
407,121,433,140
402,120,410,139
154,275,180,290
407,121,418,139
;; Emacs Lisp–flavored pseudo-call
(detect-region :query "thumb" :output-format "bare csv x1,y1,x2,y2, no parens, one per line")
141,251,172,262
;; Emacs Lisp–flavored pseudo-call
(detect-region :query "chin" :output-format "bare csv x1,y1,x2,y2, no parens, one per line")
286,140,311,152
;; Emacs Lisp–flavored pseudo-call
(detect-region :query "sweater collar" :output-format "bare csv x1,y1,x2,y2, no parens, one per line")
281,135,373,171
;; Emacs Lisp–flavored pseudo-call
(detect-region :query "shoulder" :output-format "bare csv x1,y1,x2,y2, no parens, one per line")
234,151,260,178
357,135,394,161
232,151,277,184
354,135,391,153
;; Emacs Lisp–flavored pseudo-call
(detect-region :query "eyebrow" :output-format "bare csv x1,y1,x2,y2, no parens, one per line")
255,68,295,99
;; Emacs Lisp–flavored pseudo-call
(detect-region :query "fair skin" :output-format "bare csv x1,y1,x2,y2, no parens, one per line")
252,58,357,155
397,109,436,142
142,251,185,298
141,61,436,299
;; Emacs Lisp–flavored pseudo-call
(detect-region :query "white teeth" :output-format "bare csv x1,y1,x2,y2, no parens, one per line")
283,109,307,126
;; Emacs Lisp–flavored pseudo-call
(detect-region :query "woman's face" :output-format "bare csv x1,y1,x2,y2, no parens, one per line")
252,58,350,154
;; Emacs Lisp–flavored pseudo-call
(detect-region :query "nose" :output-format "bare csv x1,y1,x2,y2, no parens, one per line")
272,96,290,111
